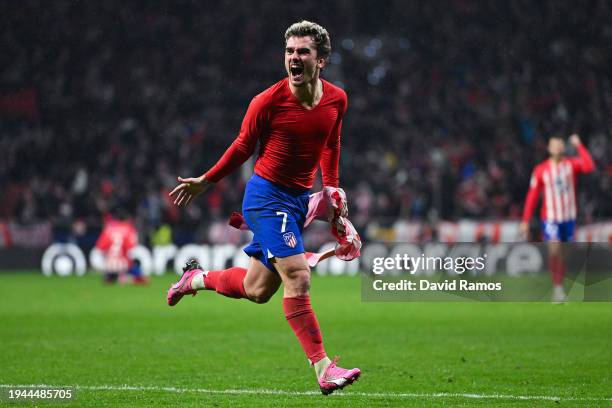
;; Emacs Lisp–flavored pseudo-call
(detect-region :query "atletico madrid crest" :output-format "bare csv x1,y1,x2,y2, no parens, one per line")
283,232,297,248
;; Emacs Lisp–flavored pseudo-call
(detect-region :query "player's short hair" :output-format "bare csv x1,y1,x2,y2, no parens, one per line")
284,20,331,60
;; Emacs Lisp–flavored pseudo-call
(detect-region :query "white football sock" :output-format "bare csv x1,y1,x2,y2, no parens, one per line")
190,272,206,290
314,356,332,379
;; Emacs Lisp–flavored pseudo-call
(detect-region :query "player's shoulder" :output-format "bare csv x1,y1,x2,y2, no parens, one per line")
247,79,288,113
323,79,348,104
323,79,347,97
534,160,550,174
529,162,545,182
253,79,288,102
126,221,138,233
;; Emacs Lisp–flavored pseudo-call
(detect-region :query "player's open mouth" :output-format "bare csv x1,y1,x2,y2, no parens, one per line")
290,65,304,80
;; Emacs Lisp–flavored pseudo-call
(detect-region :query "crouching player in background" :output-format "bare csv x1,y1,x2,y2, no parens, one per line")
520,134,595,302
95,208,146,285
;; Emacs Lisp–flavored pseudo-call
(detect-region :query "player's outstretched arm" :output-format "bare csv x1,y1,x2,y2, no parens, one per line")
169,175,213,207
569,134,595,173
169,94,267,208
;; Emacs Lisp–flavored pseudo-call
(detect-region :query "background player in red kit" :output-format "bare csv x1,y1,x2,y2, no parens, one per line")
166,21,360,395
520,134,595,302
95,209,141,284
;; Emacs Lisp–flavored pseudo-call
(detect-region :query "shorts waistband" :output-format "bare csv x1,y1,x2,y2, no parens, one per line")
251,173,310,196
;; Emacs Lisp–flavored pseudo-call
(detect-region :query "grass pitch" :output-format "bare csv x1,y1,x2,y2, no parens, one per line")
0,272,611,407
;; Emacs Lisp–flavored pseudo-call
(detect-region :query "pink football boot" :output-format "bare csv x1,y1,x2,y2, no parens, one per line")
166,259,204,306
318,357,361,395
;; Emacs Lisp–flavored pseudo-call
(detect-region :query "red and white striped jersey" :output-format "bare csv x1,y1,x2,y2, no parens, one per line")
95,218,138,273
522,144,595,223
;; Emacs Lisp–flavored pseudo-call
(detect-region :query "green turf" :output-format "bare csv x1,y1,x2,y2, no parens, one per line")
0,272,611,407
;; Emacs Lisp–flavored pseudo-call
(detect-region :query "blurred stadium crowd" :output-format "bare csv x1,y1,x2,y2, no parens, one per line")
1,0,611,245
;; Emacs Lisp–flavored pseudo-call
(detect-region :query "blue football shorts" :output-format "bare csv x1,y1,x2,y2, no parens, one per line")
242,174,309,273
540,220,576,242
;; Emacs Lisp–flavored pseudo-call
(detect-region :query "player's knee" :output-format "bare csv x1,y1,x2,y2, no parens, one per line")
249,288,274,304
243,281,274,304
287,269,311,295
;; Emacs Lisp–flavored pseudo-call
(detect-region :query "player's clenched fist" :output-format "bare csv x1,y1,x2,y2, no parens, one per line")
169,175,213,206
569,133,582,147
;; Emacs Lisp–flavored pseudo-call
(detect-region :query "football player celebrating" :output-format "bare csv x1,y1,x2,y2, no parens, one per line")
521,134,595,302
166,21,360,395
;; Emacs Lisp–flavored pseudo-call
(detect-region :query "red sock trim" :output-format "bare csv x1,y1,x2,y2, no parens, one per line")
203,267,247,299
283,296,327,364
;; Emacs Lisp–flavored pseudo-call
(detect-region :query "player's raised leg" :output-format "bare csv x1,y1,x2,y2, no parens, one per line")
243,257,282,303
274,253,361,395
166,257,281,306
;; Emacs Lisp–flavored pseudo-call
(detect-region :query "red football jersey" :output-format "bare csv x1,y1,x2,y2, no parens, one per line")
95,218,138,272
522,144,595,223
204,78,347,189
